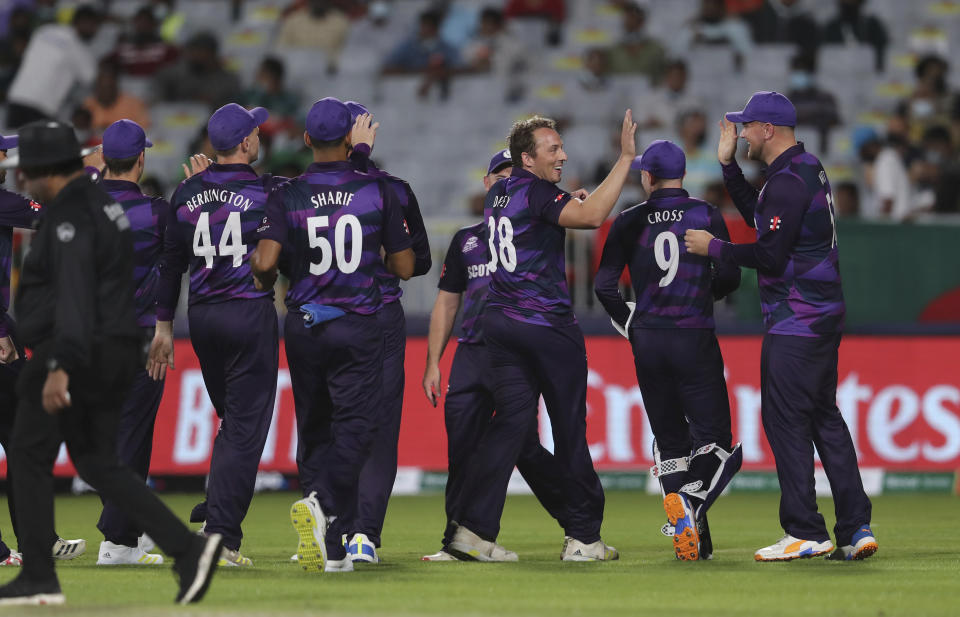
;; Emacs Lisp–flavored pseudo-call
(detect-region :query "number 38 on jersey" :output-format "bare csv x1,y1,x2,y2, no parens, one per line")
486,215,516,272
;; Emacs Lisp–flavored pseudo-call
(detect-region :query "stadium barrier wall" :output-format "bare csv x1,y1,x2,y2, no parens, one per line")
1,336,957,494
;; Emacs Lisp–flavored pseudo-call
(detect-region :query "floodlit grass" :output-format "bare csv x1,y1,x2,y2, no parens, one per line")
0,492,956,616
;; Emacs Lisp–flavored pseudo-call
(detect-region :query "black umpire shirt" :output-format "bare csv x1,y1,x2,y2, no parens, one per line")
15,175,140,374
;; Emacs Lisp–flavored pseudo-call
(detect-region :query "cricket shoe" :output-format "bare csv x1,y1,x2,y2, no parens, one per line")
217,547,252,567
52,537,86,560
290,492,328,573
346,533,379,564
447,526,518,562
323,557,354,572
826,526,878,561
560,537,619,561
0,551,22,566
139,534,155,552
0,574,64,606
754,534,834,562
421,550,458,561
664,492,699,561
97,540,164,565
174,533,223,605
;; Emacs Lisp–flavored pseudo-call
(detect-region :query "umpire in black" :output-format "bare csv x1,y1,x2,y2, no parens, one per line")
0,121,222,606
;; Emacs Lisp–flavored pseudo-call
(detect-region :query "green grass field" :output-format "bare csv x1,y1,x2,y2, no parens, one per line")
0,492,956,616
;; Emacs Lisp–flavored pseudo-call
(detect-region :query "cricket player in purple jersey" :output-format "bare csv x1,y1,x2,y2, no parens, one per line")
685,91,877,562
251,97,415,574
420,150,567,562
148,103,284,568
337,101,432,563
595,140,742,562
448,111,636,562
94,120,169,566
0,135,87,568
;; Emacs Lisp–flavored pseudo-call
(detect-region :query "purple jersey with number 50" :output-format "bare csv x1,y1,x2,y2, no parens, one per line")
157,163,281,320
483,167,574,327
258,161,413,315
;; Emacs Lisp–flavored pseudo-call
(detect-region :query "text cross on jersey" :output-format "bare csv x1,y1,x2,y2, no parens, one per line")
769,216,782,231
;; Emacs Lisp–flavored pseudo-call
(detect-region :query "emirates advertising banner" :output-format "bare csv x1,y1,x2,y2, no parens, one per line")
1,336,958,477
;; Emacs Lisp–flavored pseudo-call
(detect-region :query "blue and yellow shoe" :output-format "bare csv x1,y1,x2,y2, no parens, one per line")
346,533,379,564
827,526,878,561
664,493,699,561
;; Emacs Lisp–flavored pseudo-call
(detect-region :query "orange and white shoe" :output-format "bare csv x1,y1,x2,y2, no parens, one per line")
0,552,22,566
827,526,878,561
754,534,833,561
663,493,699,561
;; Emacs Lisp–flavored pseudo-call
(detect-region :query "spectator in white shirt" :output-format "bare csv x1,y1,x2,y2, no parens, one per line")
6,4,101,127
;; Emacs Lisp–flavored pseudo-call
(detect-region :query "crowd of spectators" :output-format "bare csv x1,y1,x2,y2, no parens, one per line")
0,0,957,219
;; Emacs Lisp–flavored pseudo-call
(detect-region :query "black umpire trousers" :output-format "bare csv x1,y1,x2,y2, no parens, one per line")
9,338,194,581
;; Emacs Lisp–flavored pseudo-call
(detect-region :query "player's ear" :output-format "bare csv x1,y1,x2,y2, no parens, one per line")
520,150,534,168
303,131,311,149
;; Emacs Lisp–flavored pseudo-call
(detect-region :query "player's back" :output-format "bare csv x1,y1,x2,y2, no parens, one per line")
270,161,400,315
619,189,730,329
102,179,168,327
484,169,574,327
169,163,277,305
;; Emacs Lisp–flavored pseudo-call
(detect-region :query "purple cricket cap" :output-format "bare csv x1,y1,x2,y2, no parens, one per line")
345,100,370,121
487,148,512,175
0,134,17,151
725,91,797,127
207,103,269,151
636,139,685,179
102,119,152,159
306,97,351,142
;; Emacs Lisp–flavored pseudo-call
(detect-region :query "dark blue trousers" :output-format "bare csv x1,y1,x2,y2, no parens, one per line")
0,343,25,561
630,328,732,486
760,333,872,546
285,311,382,561
354,300,406,547
188,297,278,551
442,342,566,548
97,362,165,547
460,308,604,544
10,339,193,582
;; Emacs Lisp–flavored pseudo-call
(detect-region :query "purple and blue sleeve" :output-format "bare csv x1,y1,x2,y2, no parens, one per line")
155,191,188,322
437,232,466,294
380,181,414,255
400,184,431,276
708,174,807,275
0,189,39,229
257,184,288,245
707,207,741,300
593,215,632,327
721,160,760,228
529,180,572,225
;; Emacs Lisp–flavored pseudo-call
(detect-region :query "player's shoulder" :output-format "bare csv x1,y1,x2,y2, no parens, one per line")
454,221,486,240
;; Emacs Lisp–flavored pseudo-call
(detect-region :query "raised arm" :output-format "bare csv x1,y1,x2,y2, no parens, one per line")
718,118,759,226
557,109,637,229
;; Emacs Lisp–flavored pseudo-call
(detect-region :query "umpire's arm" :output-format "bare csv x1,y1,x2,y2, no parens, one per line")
50,209,96,377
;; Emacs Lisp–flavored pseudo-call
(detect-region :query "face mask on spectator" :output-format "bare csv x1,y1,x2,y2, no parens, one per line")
789,71,812,90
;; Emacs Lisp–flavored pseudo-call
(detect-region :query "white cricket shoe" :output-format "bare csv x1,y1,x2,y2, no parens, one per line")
560,537,619,562
97,541,164,565
52,537,85,560
0,551,22,566
138,534,155,553
447,526,517,562
346,533,379,563
290,492,327,573
421,550,458,561
324,557,354,572
217,547,252,567
754,534,834,562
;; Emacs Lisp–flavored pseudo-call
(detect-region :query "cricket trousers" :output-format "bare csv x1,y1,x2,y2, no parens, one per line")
9,339,194,582
459,308,604,544
629,328,733,494
97,327,165,547
189,297,279,551
0,317,27,560
760,333,872,546
354,300,406,547
285,311,383,561
442,341,567,548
